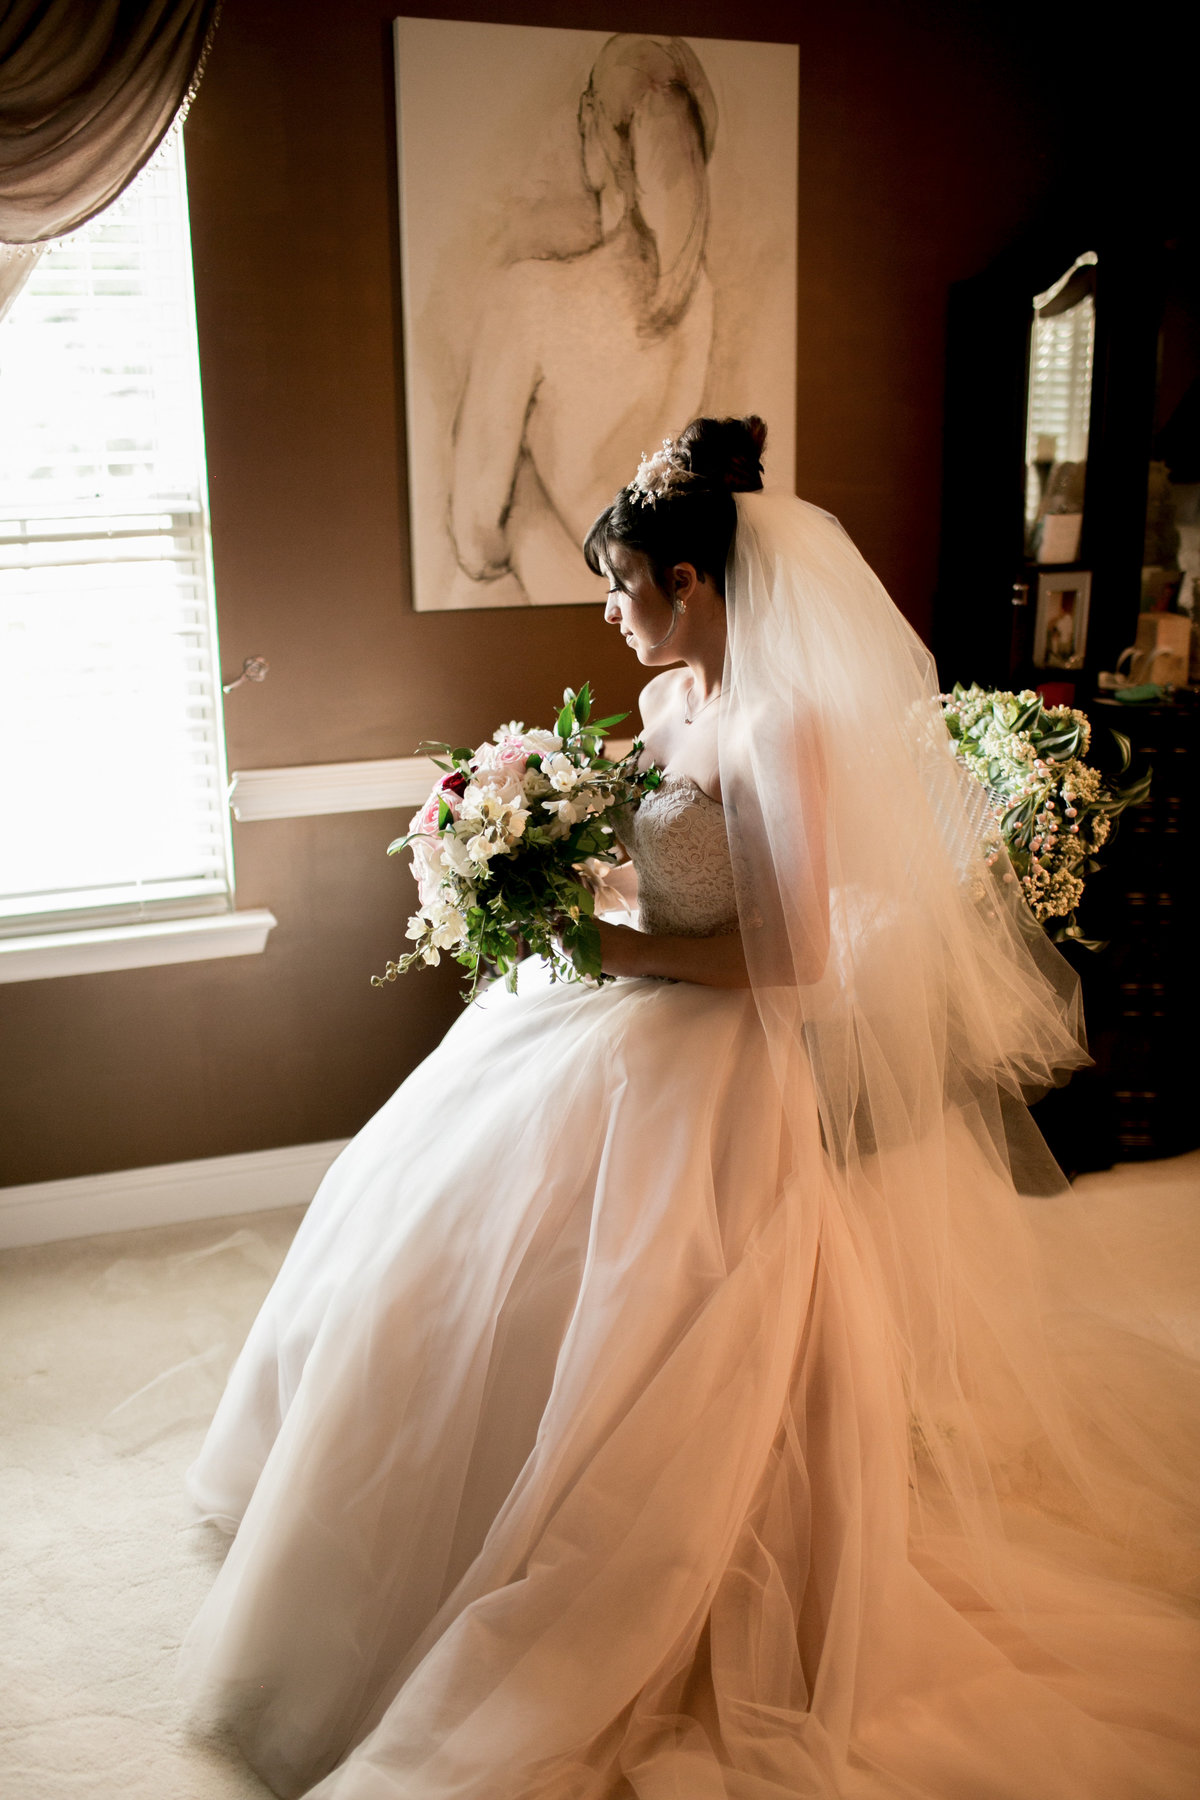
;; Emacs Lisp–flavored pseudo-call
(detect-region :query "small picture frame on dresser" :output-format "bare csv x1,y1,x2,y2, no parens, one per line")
1034,570,1091,669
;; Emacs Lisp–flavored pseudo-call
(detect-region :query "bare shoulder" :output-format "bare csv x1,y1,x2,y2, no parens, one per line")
637,667,687,725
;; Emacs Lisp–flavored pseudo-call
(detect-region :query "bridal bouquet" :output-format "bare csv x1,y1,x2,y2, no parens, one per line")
940,684,1150,941
373,684,658,997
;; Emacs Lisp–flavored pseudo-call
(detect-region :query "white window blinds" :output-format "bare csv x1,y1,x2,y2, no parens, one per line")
0,135,232,936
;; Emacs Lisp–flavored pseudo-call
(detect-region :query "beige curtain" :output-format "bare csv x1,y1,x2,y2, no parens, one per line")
0,0,221,317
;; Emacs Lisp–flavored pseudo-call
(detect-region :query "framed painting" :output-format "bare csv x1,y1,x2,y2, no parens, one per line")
1034,570,1092,669
393,19,799,610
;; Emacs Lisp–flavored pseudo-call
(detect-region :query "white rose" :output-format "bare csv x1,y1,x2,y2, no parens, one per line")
524,728,561,758
466,768,525,809
409,836,447,907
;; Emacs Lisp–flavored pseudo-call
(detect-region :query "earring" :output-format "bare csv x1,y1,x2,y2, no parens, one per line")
677,601,688,613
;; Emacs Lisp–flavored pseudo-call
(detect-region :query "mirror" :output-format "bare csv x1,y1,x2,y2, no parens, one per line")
1140,236,1199,686
1023,251,1097,566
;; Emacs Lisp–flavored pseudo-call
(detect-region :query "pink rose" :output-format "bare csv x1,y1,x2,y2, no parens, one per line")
495,735,529,769
474,736,529,775
413,783,459,837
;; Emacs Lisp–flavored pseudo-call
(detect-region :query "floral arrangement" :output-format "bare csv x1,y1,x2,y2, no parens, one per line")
373,684,659,997
940,685,1150,942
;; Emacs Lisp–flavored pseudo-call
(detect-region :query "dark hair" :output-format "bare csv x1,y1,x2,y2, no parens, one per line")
583,415,767,596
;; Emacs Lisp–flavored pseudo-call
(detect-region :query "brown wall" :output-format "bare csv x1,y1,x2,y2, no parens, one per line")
1,1,1059,1185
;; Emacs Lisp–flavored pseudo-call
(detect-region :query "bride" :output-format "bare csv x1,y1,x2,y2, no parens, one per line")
181,418,1199,1799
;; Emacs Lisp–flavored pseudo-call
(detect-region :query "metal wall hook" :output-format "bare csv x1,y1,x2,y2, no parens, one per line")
223,655,269,694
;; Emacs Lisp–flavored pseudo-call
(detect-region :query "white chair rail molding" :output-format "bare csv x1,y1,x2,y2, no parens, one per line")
0,908,277,984
228,755,435,822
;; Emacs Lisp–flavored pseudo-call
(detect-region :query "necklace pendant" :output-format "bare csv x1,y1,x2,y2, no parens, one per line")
683,681,720,726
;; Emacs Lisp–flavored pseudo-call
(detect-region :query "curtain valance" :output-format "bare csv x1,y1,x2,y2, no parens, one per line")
0,0,220,244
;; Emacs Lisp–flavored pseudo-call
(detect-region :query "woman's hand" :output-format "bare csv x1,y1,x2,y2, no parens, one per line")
577,855,639,917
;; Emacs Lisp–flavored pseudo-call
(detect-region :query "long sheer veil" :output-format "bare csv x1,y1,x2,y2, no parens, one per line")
719,490,1198,1596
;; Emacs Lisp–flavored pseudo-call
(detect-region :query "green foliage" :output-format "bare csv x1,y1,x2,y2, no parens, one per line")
373,684,655,999
941,685,1151,946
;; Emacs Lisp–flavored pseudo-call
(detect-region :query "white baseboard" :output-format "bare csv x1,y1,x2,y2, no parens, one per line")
0,1138,350,1250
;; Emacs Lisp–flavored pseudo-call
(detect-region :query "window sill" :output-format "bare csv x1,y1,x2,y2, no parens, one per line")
0,909,277,984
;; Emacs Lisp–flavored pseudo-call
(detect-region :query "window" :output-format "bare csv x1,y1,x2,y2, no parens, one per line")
0,134,233,941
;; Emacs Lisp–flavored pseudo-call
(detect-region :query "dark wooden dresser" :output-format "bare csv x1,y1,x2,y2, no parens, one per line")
1032,694,1198,1169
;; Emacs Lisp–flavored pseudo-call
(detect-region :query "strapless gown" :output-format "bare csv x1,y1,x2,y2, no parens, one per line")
180,776,1199,1800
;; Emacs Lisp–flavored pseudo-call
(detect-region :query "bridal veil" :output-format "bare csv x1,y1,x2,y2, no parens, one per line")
712,488,1199,1791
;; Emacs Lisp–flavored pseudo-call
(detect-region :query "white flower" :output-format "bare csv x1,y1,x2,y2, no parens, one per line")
465,832,500,866
542,752,581,793
493,720,525,740
542,793,589,828
428,904,467,950
523,728,561,758
460,786,529,843
538,808,572,840
464,772,524,811
408,835,447,906
441,831,476,878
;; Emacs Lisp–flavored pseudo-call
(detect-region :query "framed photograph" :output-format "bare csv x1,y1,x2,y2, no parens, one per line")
1034,570,1091,669
393,19,799,610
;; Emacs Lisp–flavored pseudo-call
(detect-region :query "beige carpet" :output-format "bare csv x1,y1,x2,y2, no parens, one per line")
0,1209,301,1799
2,1152,1198,1799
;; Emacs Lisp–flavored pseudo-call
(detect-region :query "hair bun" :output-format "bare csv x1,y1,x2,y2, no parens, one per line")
677,415,767,492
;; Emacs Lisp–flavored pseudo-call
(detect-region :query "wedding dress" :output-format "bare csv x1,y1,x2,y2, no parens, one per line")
181,497,1200,1800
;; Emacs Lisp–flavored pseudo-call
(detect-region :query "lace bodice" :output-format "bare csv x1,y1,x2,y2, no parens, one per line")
621,774,738,938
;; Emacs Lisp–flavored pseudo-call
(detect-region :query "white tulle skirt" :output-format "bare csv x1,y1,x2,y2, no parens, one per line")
180,966,1200,1800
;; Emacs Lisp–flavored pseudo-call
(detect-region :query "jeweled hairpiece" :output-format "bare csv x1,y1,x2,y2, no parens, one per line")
628,437,701,508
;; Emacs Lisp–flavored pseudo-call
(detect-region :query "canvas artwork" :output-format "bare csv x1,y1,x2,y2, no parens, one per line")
393,18,799,611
